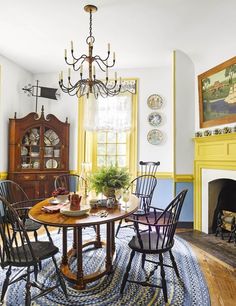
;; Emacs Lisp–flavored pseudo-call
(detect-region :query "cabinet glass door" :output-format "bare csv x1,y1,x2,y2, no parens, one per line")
21,127,40,169
43,128,61,169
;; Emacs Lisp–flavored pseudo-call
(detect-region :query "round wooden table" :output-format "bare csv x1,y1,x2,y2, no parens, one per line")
29,195,139,289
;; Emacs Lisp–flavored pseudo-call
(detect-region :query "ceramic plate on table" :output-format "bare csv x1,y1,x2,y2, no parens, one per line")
147,129,163,145
46,159,58,169
148,112,162,127
60,205,90,216
147,94,163,109
49,198,61,204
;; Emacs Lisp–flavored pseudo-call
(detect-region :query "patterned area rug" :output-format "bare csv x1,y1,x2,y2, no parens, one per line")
0,227,210,306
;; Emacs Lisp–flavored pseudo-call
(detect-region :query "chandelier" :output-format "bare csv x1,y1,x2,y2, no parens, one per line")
59,4,122,99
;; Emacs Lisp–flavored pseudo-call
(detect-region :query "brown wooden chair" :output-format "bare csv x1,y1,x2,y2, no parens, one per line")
0,196,67,305
115,174,157,237
120,189,188,304
0,180,45,241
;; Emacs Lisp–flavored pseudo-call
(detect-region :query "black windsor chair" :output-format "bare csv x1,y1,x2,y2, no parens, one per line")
0,196,67,305
115,174,157,237
139,161,160,176
54,174,87,194
120,189,188,304
0,180,44,241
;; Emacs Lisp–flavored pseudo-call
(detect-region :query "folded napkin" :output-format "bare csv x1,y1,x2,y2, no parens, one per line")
41,204,64,213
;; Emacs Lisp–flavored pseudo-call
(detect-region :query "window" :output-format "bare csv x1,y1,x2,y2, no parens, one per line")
96,131,127,167
78,79,138,177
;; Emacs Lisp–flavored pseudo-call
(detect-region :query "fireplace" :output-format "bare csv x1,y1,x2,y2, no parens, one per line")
194,133,236,232
209,178,236,233
201,169,236,233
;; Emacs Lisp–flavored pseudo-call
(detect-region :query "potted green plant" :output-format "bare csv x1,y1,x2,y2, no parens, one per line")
89,165,130,197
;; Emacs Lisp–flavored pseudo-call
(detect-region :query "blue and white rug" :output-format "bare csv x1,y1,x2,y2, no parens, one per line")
0,227,210,306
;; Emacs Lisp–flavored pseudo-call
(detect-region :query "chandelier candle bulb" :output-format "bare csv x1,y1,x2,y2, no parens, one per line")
71,40,74,51
115,72,117,81
93,66,96,76
108,43,110,52
68,68,71,78
113,52,115,61
64,49,67,59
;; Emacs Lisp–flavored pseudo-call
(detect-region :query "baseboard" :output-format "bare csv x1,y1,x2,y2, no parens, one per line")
177,222,193,229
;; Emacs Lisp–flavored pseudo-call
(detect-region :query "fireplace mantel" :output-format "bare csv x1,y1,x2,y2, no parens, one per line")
194,133,236,230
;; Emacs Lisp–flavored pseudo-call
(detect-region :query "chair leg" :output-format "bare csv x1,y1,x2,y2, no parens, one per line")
1,266,12,303
25,267,32,306
169,250,180,278
141,253,146,270
51,255,68,298
115,219,123,237
33,230,38,241
159,253,168,304
120,250,135,294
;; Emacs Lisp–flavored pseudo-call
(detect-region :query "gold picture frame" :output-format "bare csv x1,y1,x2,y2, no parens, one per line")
198,56,236,128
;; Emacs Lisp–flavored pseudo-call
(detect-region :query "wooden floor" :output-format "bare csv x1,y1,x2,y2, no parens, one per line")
177,230,236,306
33,227,236,306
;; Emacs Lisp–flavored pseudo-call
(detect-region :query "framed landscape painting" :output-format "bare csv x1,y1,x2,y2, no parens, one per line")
198,56,236,128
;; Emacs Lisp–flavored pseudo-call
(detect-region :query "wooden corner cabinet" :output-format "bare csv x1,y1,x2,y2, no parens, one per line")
8,107,70,199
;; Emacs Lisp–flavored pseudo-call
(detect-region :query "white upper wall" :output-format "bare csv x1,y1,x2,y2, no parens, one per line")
34,63,173,173
32,73,79,171
175,50,195,174
0,55,33,172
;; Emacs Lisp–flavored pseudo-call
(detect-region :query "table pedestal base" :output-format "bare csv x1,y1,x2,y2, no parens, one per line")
60,222,115,289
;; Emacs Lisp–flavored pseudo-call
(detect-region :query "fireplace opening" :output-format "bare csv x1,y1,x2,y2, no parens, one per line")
209,178,236,233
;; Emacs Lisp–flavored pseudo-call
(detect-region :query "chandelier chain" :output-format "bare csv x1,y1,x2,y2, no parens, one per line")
89,9,93,38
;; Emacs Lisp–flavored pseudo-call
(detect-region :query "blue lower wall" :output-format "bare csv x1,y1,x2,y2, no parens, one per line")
151,179,193,222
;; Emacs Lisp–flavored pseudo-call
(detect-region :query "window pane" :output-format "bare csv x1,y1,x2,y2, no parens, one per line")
97,156,106,167
107,156,116,166
97,144,106,155
107,132,116,143
97,132,106,143
117,156,126,167
107,144,116,155
117,144,126,155
117,132,126,143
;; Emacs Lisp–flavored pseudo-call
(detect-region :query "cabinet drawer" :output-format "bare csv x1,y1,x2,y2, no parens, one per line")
37,174,47,181
16,174,36,181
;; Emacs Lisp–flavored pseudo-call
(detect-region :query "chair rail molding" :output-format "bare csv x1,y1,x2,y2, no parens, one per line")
194,133,236,231
0,172,8,180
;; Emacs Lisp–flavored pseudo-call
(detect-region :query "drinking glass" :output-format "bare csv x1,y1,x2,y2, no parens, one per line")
122,189,130,210
115,188,123,203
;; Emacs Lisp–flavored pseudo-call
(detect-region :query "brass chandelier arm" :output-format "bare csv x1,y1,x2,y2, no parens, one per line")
59,4,123,99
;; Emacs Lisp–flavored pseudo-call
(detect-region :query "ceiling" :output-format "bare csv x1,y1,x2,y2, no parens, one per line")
0,0,235,74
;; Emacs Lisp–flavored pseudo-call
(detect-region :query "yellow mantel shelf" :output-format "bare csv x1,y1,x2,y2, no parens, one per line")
194,133,236,231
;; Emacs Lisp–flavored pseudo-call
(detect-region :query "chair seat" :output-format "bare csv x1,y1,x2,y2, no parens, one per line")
24,219,42,231
129,232,174,254
10,241,59,266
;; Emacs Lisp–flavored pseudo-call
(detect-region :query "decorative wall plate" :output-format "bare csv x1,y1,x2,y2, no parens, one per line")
147,94,163,109
46,158,58,169
44,129,59,146
147,129,163,145
148,112,162,127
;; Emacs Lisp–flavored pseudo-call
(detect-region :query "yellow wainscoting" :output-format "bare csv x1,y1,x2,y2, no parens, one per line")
0,172,8,180
194,133,236,231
